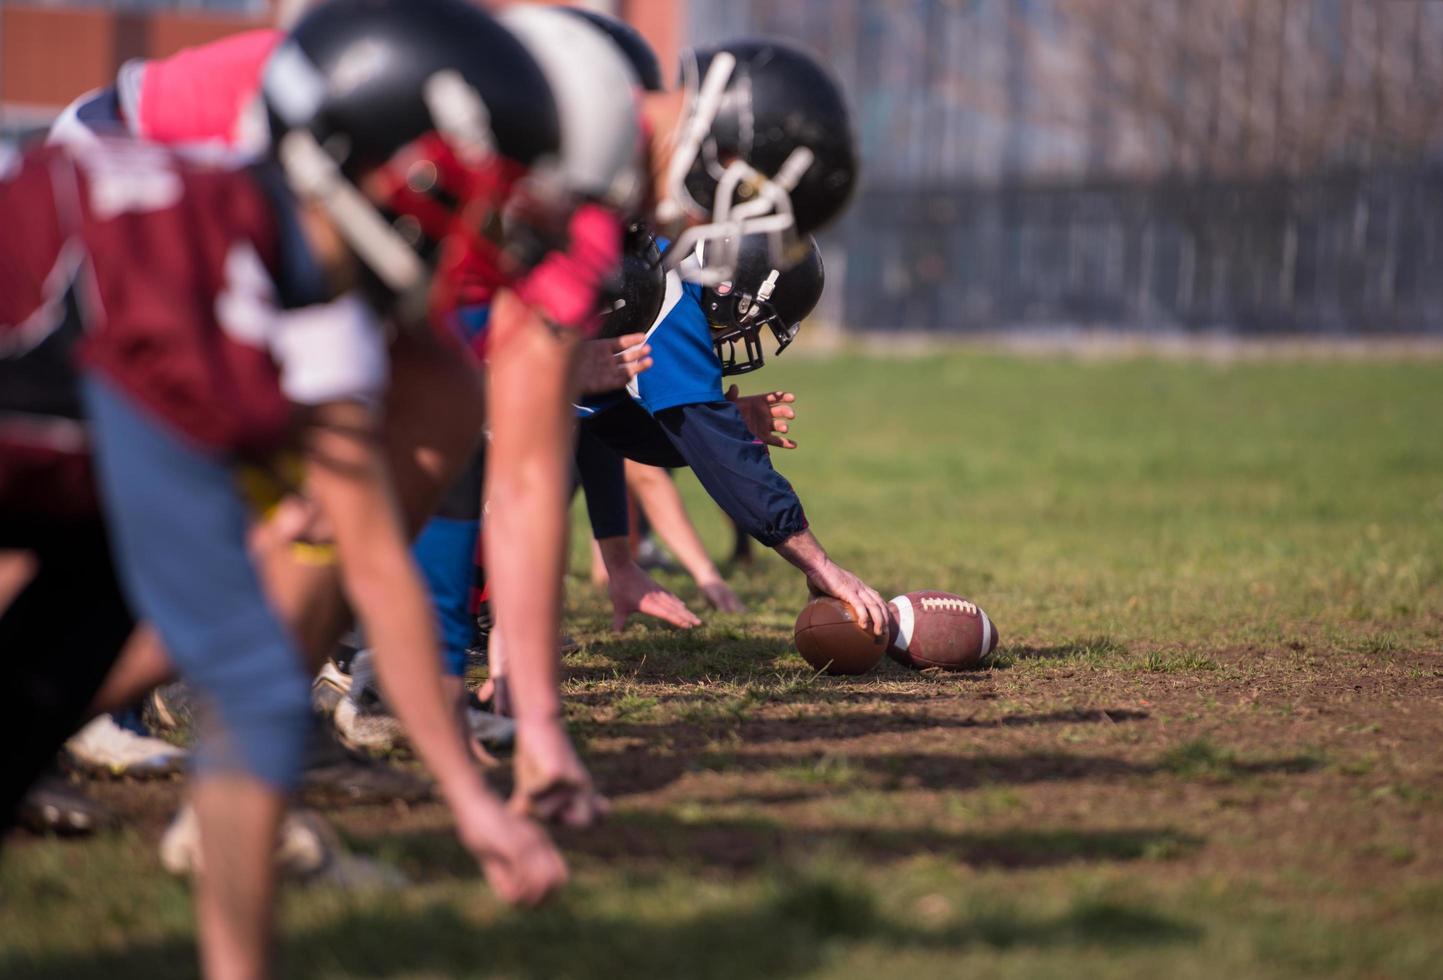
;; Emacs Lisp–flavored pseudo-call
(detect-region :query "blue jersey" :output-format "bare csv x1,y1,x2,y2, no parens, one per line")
579,262,723,419
631,275,723,414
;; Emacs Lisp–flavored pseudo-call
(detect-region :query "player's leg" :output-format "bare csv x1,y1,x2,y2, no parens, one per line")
624,460,745,613
82,373,314,978
192,776,286,980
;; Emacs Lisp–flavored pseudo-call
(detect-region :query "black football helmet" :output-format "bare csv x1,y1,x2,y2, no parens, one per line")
556,7,664,92
660,39,858,285
700,233,824,376
261,0,561,324
596,223,666,339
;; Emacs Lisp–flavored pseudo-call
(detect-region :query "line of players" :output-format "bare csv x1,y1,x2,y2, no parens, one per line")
0,1,886,976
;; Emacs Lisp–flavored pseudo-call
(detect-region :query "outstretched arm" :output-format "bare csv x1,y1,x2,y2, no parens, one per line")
304,399,565,903
652,400,887,632
485,289,608,827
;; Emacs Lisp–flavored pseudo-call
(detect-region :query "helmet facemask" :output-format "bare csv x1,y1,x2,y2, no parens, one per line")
658,51,816,286
708,271,801,376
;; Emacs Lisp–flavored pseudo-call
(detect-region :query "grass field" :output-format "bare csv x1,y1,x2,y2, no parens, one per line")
4,349,1443,979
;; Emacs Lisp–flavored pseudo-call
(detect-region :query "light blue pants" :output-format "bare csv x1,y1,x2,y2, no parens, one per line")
83,375,312,791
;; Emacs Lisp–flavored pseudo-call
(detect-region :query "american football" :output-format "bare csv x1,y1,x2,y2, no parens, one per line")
794,596,888,675
887,591,999,671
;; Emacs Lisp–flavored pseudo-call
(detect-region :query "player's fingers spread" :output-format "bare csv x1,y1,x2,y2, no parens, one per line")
770,405,796,420
650,593,701,628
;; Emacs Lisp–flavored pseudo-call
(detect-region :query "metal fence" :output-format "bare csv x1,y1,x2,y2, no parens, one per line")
833,170,1443,334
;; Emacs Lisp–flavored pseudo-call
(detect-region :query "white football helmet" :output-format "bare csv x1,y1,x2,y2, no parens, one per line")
499,5,645,213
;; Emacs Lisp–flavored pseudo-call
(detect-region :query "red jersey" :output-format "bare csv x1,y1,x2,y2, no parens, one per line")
0,140,387,514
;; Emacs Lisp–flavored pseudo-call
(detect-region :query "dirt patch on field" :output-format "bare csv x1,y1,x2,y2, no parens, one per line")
10,644,1442,905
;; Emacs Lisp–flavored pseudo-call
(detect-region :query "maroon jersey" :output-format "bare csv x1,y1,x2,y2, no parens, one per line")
0,139,386,516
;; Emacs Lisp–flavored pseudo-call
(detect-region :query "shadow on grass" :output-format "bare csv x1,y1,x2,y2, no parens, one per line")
0,875,1201,980
568,812,1204,873
352,810,1202,884
591,747,1157,799
638,707,1154,746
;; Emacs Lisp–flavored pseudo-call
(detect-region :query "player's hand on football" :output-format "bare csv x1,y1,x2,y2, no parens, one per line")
455,794,568,907
512,719,612,829
806,562,890,637
576,333,652,396
698,578,747,614
608,560,702,631
725,385,798,450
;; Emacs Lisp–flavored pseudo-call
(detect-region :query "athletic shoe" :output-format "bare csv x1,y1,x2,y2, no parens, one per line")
464,643,488,671
331,695,408,756
160,802,337,878
636,534,679,573
64,715,187,778
16,771,116,836
144,682,198,737
465,702,517,753
296,717,433,804
311,659,353,718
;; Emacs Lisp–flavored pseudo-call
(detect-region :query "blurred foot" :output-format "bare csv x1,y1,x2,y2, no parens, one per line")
64,715,186,778
465,693,517,754
16,771,117,836
331,695,407,757
160,802,337,879
635,534,678,573
298,718,433,805
311,658,353,718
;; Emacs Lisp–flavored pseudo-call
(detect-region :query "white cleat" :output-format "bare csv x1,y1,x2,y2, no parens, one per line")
65,715,187,778
311,659,354,718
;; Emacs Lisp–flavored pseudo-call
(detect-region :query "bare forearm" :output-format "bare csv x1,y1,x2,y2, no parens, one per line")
772,528,830,577
484,291,577,724
595,536,633,575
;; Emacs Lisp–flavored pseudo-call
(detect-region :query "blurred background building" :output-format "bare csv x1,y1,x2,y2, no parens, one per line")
4,0,1442,333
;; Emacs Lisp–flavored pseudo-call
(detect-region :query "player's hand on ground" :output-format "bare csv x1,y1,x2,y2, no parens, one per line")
725,385,799,450
512,720,612,828
698,578,747,614
455,795,568,907
806,562,890,636
608,560,702,631
576,333,652,396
